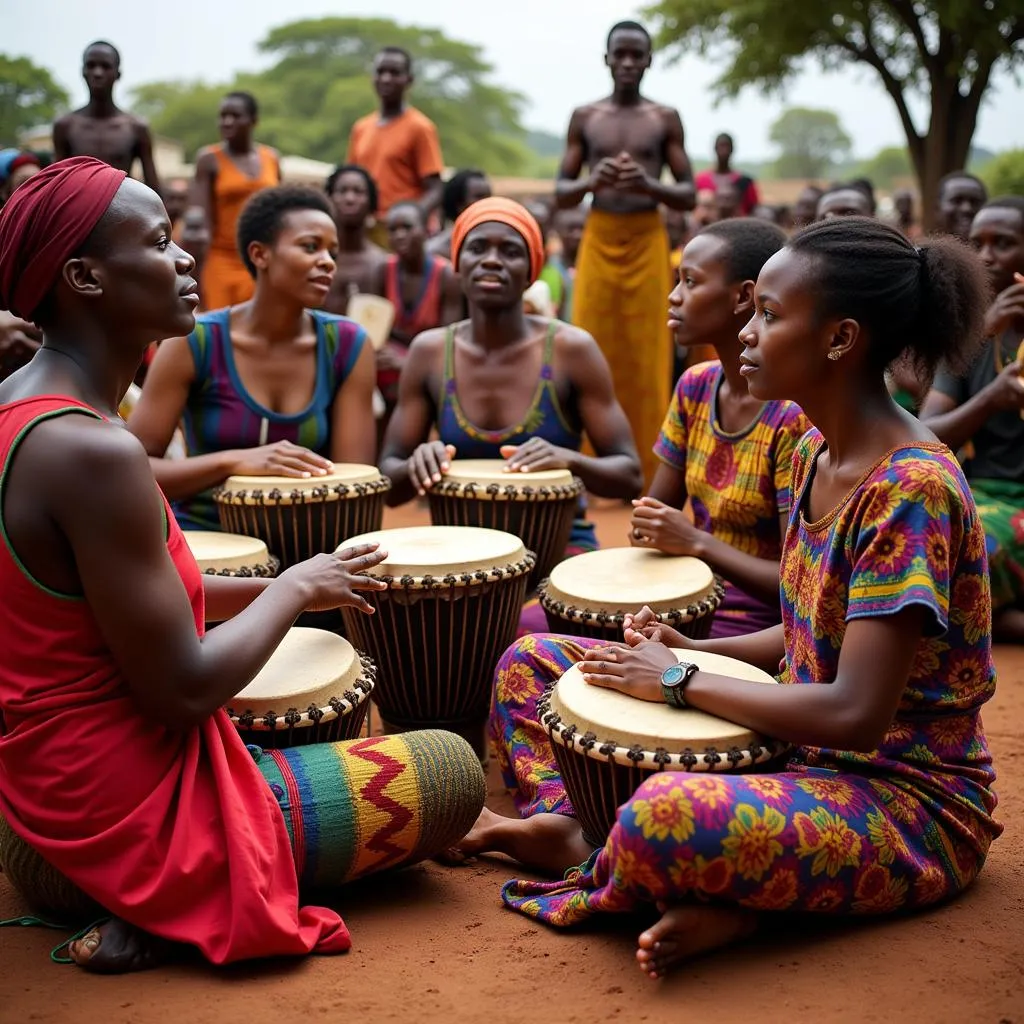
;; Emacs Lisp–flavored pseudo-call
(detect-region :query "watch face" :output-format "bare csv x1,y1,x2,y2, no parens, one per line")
661,664,686,687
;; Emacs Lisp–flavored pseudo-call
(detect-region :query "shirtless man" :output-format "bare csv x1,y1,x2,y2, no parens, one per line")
53,41,159,190
323,164,388,315
556,20,693,487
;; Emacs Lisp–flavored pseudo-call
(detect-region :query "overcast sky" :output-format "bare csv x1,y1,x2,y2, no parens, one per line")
7,0,1022,161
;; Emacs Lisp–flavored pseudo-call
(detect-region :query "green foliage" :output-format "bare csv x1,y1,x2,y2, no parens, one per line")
769,107,852,179
855,146,912,190
129,17,533,174
981,150,1024,198
0,54,69,146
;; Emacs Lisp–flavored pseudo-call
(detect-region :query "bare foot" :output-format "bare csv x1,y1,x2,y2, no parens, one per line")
636,902,757,980
993,608,1024,644
439,806,595,877
68,917,173,974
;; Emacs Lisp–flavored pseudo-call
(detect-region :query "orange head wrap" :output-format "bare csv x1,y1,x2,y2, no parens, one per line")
450,197,545,284
0,156,126,322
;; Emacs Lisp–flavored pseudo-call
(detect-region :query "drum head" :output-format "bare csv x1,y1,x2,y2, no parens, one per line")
185,531,270,572
544,547,716,614
549,648,777,752
231,627,363,711
222,463,385,495
441,459,576,489
339,525,528,577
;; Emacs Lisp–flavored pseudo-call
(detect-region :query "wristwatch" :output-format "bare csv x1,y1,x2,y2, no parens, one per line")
661,661,699,708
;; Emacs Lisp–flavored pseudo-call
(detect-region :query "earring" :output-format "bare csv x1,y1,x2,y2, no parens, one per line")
827,350,842,362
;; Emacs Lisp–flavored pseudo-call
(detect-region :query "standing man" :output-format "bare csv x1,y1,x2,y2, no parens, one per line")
555,21,694,487
53,41,159,191
347,47,445,248
935,172,988,242
694,133,759,216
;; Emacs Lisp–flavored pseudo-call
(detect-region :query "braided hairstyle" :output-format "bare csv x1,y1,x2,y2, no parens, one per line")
788,217,989,380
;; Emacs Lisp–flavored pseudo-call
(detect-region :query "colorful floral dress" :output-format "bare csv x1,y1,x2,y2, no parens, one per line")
654,362,809,637
493,435,1002,925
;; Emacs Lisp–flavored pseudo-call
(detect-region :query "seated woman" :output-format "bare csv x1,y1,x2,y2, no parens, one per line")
921,196,1024,642
630,219,808,638
379,196,642,564
129,185,376,531
0,158,485,973
458,218,1002,978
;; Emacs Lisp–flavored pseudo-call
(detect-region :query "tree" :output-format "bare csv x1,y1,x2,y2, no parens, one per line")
856,145,913,190
644,1,1024,229
131,17,535,174
769,107,852,179
0,54,69,146
981,150,1024,197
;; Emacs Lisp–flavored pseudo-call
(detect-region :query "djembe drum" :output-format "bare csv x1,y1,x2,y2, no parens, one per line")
539,546,724,642
541,649,789,845
184,530,279,578
226,627,375,748
213,463,390,570
339,526,534,754
427,459,582,590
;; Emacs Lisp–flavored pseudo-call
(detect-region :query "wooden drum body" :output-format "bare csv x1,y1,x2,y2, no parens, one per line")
539,547,724,642
427,460,582,590
541,649,790,845
227,627,375,748
213,464,390,570
339,526,534,734
184,530,279,578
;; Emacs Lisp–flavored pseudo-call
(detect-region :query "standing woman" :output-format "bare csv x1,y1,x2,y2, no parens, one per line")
629,219,809,637
194,91,280,310
458,219,1002,978
0,158,485,972
129,186,376,531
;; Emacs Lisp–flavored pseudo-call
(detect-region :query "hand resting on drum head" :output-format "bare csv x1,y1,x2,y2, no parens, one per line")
287,544,389,613
407,440,457,495
499,439,576,473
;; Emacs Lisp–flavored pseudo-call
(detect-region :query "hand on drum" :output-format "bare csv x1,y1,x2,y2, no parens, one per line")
623,605,692,649
581,641,678,703
629,497,703,556
279,543,389,613
500,440,575,473
229,440,333,479
408,442,457,495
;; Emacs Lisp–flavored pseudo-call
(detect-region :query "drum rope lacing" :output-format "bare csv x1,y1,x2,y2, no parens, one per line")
213,477,392,504
429,478,583,501
539,576,726,626
200,554,280,578
368,554,537,591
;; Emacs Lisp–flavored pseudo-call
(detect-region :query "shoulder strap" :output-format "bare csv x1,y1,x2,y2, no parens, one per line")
542,319,558,365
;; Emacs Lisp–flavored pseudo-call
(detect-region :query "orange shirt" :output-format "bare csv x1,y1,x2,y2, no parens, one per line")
205,143,279,253
347,107,444,215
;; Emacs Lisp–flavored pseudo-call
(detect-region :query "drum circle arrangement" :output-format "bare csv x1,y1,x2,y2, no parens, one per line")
338,525,534,756
540,648,790,845
213,463,390,570
539,546,724,642
183,530,279,578
225,627,375,748
427,459,582,591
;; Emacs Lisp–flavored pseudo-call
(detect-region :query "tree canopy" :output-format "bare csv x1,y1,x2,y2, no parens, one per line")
769,107,852,179
982,149,1024,196
131,17,540,175
644,0,1024,226
0,54,69,147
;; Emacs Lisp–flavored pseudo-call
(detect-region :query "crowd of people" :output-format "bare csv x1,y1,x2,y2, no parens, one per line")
0,18,1015,983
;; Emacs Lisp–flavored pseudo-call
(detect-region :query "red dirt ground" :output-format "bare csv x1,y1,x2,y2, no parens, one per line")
2,501,1023,1023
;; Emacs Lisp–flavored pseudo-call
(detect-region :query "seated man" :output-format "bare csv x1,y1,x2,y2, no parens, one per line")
921,196,1024,640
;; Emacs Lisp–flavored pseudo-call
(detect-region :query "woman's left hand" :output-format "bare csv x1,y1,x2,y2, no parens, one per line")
629,497,704,555
581,641,679,703
500,440,576,473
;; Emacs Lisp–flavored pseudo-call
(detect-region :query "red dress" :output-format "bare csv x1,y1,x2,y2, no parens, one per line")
0,396,350,963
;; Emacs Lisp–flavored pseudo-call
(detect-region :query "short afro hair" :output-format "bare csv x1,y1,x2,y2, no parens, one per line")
938,171,988,202
980,195,1024,223
223,90,258,119
442,169,488,224
236,185,334,277
606,21,651,50
325,164,379,215
376,46,412,73
695,217,787,284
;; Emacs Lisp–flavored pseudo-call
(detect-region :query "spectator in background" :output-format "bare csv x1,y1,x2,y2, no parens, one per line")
694,133,759,216
935,172,988,243
347,47,445,248
427,169,492,262
893,188,922,241
817,182,875,220
791,184,823,229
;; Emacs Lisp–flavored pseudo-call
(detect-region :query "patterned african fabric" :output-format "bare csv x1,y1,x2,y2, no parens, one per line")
175,308,366,530
654,361,808,637
572,208,671,489
254,731,485,889
493,434,1001,925
967,477,1024,611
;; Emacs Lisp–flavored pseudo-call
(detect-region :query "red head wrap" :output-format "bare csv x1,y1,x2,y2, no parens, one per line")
450,197,545,284
0,156,127,321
